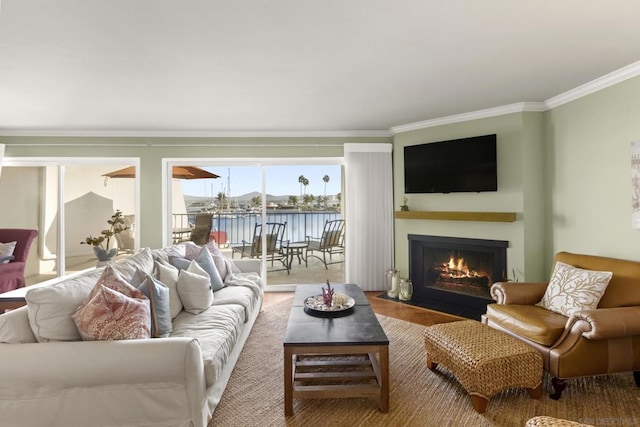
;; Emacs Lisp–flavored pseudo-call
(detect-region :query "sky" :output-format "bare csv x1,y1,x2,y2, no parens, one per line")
180,164,341,198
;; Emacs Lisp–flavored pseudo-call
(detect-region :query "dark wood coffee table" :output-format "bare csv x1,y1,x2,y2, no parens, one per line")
283,283,389,416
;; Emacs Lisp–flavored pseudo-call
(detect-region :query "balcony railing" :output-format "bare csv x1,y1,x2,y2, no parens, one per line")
173,210,342,246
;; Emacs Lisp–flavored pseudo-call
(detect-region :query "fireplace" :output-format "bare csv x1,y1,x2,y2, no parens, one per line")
408,234,508,320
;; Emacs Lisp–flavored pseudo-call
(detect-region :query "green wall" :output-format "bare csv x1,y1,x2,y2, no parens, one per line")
545,75,640,261
392,112,547,282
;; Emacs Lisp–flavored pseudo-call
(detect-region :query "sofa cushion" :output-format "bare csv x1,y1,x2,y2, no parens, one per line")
537,261,613,317
154,260,182,319
26,269,102,342
171,303,245,387
72,284,151,341
176,261,214,315
212,285,258,323
0,306,37,343
137,273,172,338
486,303,568,346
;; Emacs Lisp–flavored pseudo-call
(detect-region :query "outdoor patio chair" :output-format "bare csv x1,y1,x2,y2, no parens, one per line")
306,219,345,269
231,222,289,273
190,213,213,245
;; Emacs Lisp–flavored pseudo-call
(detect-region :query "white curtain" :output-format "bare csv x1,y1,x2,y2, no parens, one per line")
344,143,394,291
0,143,4,177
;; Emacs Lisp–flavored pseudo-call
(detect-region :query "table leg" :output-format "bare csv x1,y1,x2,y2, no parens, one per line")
379,345,389,413
284,347,294,416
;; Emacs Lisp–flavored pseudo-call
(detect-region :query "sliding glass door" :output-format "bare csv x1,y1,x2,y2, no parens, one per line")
167,159,344,287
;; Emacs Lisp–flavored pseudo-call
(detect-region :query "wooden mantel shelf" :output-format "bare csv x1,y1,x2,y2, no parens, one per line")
394,210,516,222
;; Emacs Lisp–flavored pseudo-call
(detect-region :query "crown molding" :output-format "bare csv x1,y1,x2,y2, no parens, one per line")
545,60,640,109
390,102,547,135
0,128,392,138
391,61,640,135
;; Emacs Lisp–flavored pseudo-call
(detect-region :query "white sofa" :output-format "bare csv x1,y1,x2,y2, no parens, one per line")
0,246,263,427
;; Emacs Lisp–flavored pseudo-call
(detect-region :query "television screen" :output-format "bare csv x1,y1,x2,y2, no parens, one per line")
404,134,497,194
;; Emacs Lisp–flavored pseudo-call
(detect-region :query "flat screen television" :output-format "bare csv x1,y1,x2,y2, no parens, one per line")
404,134,497,194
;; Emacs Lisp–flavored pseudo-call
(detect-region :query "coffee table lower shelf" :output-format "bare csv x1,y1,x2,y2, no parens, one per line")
284,344,389,416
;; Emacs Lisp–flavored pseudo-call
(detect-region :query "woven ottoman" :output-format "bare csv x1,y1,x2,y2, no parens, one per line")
525,416,594,426
423,320,542,413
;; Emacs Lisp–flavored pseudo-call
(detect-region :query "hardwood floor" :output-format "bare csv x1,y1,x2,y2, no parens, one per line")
263,290,462,327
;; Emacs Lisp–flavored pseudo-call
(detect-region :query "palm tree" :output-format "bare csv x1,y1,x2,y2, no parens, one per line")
216,192,226,209
303,194,314,207
288,195,298,207
250,196,261,208
322,174,330,208
298,175,305,198
302,177,309,196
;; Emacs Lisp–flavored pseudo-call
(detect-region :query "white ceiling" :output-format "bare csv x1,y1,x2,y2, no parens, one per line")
1,0,640,135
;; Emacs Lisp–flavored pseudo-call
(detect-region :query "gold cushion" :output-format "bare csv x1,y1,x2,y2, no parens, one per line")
485,304,567,346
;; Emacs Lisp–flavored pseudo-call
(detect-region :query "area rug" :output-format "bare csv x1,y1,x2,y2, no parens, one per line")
210,299,640,426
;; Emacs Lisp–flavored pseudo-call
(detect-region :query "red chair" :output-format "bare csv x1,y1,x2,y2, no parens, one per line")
0,229,38,293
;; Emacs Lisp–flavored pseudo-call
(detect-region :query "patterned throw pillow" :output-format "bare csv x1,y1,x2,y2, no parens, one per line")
137,273,172,338
182,241,202,260
537,261,613,317
72,285,151,341
88,264,146,301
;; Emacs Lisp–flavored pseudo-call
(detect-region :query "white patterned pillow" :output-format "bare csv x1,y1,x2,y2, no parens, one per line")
537,261,613,316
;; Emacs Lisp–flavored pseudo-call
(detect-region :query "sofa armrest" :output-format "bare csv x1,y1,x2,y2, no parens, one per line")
0,337,206,424
232,259,261,274
566,306,640,340
490,281,548,304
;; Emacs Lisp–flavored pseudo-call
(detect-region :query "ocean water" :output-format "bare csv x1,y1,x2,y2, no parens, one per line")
195,210,342,245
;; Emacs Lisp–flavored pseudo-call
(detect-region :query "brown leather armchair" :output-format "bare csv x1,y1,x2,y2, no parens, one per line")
482,251,640,399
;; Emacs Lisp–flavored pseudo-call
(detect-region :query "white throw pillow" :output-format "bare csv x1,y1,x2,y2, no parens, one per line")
176,261,214,315
0,241,17,263
155,260,183,319
537,261,613,316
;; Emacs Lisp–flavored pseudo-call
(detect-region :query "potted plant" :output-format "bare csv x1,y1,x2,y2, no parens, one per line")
400,196,409,211
81,210,129,262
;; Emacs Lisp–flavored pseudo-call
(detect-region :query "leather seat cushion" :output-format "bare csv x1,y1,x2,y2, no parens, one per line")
485,304,567,346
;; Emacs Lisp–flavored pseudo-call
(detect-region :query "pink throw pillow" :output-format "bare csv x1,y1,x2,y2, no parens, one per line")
72,285,151,341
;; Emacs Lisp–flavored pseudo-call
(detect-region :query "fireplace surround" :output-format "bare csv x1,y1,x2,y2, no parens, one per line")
408,234,508,320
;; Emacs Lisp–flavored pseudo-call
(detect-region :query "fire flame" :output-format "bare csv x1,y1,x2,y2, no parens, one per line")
442,255,480,278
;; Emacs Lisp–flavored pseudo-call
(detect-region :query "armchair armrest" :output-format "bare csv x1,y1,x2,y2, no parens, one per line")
490,281,548,304
566,306,640,340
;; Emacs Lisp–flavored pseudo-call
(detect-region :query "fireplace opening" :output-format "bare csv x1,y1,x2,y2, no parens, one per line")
408,234,508,320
